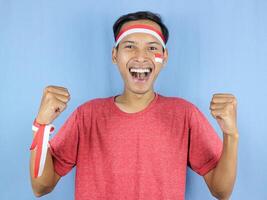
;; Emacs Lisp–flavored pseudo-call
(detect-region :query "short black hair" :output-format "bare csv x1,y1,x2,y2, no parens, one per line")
113,11,169,45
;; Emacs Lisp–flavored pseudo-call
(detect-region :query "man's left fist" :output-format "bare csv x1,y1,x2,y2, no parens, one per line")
210,93,238,136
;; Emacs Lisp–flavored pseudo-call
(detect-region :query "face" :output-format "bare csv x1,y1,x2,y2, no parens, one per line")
112,20,168,95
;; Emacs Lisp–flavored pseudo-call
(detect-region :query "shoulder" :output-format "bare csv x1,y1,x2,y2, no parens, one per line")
75,96,112,115
79,96,111,108
158,93,197,110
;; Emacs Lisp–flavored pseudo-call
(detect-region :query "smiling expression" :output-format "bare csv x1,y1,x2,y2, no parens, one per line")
112,20,168,95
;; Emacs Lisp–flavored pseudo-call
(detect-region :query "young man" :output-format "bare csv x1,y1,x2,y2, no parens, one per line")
30,11,238,200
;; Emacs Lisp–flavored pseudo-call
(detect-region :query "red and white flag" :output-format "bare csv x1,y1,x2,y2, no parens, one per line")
154,53,163,63
30,120,55,178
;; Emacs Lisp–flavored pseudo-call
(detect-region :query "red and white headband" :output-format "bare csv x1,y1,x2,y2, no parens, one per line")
115,24,166,49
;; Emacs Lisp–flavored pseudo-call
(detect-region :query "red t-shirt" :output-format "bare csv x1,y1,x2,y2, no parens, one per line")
49,92,222,200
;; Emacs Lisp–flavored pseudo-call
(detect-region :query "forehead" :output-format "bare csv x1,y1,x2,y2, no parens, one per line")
118,20,163,44
119,19,162,34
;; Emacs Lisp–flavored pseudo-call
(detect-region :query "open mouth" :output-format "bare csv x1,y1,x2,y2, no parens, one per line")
129,67,152,82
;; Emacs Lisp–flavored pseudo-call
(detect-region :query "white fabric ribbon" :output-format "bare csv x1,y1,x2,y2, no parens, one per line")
30,122,55,178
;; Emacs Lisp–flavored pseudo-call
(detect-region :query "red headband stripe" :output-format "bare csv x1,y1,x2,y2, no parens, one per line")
115,24,166,43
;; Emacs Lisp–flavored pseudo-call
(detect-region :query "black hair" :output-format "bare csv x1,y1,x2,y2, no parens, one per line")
113,11,169,49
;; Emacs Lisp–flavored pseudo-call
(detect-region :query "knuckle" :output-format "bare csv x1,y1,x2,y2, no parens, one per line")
226,104,231,109
46,92,53,99
60,100,67,106
227,102,234,108
45,85,52,91
63,98,69,103
60,104,67,111
44,86,49,93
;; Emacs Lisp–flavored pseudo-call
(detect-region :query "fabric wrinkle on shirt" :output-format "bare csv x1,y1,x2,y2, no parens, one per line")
49,92,223,200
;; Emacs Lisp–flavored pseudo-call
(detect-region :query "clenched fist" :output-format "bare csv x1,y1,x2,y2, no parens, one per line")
36,86,71,124
210,93,238,136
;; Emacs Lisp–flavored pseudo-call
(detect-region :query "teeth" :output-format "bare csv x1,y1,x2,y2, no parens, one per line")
130,68,151,73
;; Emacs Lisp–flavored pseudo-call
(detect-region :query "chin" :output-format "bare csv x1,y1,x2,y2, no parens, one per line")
129,85,153,95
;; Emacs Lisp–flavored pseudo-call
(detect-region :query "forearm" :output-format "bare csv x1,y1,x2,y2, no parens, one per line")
29,85,68,196
210,133,239,199
30,132,58,197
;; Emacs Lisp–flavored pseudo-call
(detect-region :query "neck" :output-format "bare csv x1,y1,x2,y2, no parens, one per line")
115,88,156,111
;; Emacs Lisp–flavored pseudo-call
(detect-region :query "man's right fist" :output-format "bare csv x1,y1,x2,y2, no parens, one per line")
36,86,71,124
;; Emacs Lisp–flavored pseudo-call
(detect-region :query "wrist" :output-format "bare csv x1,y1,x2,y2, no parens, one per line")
223,127,239,137
35,116,51,125
223,132,239,142
32,118,55,134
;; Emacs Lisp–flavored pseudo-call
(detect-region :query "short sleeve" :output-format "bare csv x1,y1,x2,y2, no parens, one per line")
187,104,223,176
49,108,80,176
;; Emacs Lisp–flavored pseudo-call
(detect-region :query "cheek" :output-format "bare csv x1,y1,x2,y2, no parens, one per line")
116,56,130,76
153,65,163,76
117,52,131,65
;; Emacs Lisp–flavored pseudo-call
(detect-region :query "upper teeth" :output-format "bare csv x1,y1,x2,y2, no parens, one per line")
130,68,150,73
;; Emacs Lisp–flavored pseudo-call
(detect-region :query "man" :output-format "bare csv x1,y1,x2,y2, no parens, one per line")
30,11,238,200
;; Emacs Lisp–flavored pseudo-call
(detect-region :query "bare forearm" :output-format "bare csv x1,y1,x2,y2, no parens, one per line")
29,86,68,196
30,132,58,197
210,133,239,199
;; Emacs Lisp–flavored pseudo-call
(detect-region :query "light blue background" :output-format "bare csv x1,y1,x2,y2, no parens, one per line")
0,0,266,199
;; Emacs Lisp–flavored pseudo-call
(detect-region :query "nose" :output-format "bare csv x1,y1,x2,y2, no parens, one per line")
134,49,149,63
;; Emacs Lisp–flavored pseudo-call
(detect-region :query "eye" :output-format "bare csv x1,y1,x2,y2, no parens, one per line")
125,45,134,49
149,46,158,51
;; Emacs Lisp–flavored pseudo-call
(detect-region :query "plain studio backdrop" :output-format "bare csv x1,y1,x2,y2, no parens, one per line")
0,0,266,199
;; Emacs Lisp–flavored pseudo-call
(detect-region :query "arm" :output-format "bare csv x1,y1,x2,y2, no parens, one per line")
30,86,70,197
204,93,239,200
30,136,61,197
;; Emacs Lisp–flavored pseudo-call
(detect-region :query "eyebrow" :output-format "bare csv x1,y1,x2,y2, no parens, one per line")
147,41,161,46
121,40,161,46
121,40,136,44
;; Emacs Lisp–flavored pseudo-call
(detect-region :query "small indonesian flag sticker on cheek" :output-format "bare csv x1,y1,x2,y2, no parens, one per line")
154,53,163,63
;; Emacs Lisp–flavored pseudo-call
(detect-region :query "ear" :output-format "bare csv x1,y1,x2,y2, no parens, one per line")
112,47,117,64
162,48,168,67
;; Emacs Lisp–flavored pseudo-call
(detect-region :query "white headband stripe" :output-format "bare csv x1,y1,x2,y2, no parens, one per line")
115,28,166,49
